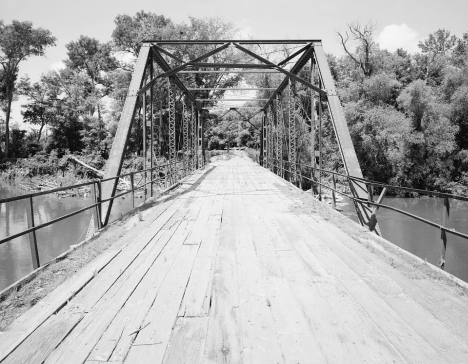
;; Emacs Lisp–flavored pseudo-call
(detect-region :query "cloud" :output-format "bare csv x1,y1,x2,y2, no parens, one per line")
377,24,420,53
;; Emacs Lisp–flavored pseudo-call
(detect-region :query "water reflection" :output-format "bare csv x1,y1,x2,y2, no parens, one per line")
0,181,133,291
341,196,468,283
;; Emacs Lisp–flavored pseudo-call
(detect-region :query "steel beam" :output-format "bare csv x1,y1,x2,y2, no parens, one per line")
233,43,326,97
263,46,314,111
140,43,230,91
145,48,199,108
277,44,311,67
191,104,196,171
188,88,276,91
168,78,176,163
180,70,280,74
313,45,375,229
188,62,273,69
196,98,269,102
276,94,284,177
101,44,150,225
143,40,321,44
288,80,297,184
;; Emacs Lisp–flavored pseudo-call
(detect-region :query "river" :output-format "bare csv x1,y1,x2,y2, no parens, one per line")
0,180,134,291
340,196,468,283
2,182,468,291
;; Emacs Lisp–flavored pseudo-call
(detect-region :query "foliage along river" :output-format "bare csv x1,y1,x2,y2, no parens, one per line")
0,180,134,291
1,181,468,291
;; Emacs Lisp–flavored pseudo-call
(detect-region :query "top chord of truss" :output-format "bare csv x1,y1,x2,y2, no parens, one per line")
143,39,321,45
179,70,281,74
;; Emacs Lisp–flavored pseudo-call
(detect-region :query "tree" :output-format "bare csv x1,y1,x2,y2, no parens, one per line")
337,22,377,77
18,76,55,143
65,36,117,152
0,20,55,157
417,29,457,82
112,12,174,58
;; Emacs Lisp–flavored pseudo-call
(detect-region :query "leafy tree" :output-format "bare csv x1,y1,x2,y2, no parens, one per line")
0,20,55,157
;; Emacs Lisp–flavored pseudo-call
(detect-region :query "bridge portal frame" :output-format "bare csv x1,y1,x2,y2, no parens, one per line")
101,39,376,231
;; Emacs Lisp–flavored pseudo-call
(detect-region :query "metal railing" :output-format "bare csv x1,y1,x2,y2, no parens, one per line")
0,158,203,270
264,156,467,270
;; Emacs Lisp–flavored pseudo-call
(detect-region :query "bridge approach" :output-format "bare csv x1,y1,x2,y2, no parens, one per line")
1,154,468,363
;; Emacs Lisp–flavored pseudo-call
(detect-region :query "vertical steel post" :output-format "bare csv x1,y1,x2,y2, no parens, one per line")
168,78,176,183
183,100,189,175
288,79,297,185
191,104,196,171
97,180,102,229
26,196,40,269
130,172,135,209
440,196,450,269
264,112,267,167
91,181,101,231
159,88,163,158
195,109,199,168
201,112,205,168
142,93,147,201
318,79,322,200
150,63,154,197
310,56,316,194
199,112,204,168
276,94,284,178
260,113,264,166
332,173,337,210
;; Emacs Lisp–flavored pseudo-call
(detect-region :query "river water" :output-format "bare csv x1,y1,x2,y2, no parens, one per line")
340,196,468,283
2,181,468,291
0,181,134,291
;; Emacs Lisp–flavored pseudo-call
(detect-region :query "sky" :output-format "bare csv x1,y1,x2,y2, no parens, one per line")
1,0,468,125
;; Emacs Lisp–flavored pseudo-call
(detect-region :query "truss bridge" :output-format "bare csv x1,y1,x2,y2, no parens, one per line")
1,39,468,364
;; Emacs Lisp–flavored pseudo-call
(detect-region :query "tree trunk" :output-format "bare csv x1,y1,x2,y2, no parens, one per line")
5,85,13,158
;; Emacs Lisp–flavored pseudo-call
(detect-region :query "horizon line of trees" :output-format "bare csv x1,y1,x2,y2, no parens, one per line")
1,16,468,194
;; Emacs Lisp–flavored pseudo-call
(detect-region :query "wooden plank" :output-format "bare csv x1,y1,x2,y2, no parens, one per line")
2,313,84,364
162,317,209,364
234,200,284,362
279,212,451,363
203,251,242,363
44,211,189,364
0,194,184,361
298,216,468,362
124,244,200,364
89,218,192,362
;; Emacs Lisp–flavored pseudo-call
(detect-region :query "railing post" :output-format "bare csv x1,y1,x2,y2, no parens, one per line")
440,196,450,269
130,172,135,209
332,173,336,210
26,196,40,269
91,181,102,230
367,184,373,207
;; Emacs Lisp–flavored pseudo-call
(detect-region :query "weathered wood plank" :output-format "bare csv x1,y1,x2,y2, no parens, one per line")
88,217,193,362
44,208,189,364
162,317,209,363
124,244,200,363
2,313,84,364
203,251,242,363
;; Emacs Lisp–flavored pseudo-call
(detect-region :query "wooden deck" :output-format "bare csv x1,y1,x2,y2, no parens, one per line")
1,153,468,363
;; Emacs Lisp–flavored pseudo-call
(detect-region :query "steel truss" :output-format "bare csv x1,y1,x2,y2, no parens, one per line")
168,78,176,164
288,80,298,184
101,39,376,233
182,99,190,172
275,94,284,178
